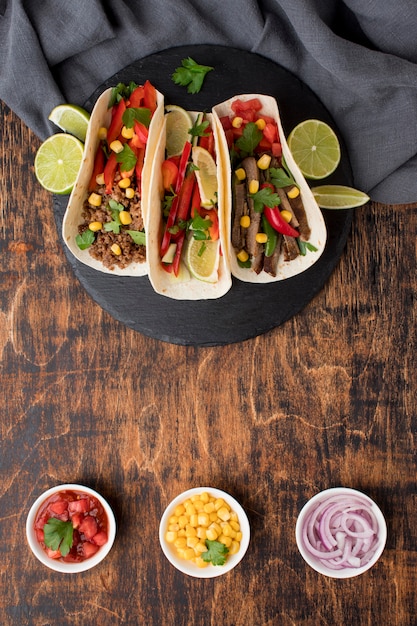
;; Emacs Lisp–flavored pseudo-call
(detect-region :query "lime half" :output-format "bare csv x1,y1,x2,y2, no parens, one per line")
191,146,218,207
311,185,370,209
48,104,90,142
165,105,193,157
287,119,341,180
186,238,220,283
34,133,84,194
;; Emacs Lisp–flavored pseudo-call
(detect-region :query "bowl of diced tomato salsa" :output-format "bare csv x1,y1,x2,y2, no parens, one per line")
26,484,116,573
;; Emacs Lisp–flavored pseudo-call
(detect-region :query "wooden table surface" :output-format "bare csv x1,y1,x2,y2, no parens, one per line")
1,100,416,626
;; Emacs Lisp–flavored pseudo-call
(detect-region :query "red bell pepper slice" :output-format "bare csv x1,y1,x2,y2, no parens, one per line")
128,85,145,108
176,172,195,222
103,151,118,194
88,145,105,191
172,231,186,277
134,120,149,145
143,80,157,114
107,99,126,145
135,147,145,185
161,159,179,190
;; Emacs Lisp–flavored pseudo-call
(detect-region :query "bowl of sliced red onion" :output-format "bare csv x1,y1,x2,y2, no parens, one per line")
295,487,387,578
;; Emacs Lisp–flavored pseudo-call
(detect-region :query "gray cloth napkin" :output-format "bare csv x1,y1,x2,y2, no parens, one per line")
1,0,417,204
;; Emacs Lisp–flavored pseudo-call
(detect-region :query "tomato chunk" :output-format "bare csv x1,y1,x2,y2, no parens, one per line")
79,515,98,540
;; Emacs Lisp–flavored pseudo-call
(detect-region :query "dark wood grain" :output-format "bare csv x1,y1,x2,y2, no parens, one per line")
1,100,416,626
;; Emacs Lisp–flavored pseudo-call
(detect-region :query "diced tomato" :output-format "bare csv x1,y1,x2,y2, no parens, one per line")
231,98,262,113
263,122,278,144
49,500,68,515
79,515,98,540
92,531,108,546
256,136,273,153
36,529,44,542
46,548,61,559
219,115,232,131
107,98,126,145
68,498,90,514
82,542,99,558
256,114,275,125
239,109,256,122
128,85,145,108
224,128,234,148
161,159,178,190
70,512,84,529
143,80,157,113
271,142,282,158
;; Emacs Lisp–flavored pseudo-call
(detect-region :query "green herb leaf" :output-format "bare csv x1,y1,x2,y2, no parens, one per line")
172,57,214,94
43,518,73,557
235,122,263,155
249,187,281,213
202,539,229,566
109,81,139,107
108,199,125,213
116,144,137,173
189,119,210,139
298,238,318,256
269,167,297,189
122,107,152,129
126,230,146,246
104,220,120,234
76,229,95,250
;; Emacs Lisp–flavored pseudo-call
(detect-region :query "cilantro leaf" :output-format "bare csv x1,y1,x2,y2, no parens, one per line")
76,229,95,250
249,187,281,213
43,518,73,557
298,238,318,256
126,230,146,246
122,107,151,129
116,144,137,173
104,200,124,234
235,122,263,155
269,167,297,189
109,81,139,107
189,119,210,140
202,539,229,566
172,57,214,94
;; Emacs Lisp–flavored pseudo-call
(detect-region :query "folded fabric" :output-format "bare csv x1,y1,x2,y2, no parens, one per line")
1,0,417,204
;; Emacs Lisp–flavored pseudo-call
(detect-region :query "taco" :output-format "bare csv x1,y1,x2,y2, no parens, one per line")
62,81,164,275
146,107,232,300
212,94,327,283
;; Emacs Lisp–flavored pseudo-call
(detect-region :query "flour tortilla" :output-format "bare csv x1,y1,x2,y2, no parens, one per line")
146,112,232,300
212,94,327,283
62,86,164,276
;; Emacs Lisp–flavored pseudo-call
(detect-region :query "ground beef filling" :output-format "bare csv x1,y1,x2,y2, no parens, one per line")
78,175,146,270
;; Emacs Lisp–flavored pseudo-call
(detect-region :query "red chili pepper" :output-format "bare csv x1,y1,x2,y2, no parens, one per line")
264,206,299,238
107,99,126,145
103,151,118,194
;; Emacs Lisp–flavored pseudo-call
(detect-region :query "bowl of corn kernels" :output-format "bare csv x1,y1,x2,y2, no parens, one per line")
159,487,250,578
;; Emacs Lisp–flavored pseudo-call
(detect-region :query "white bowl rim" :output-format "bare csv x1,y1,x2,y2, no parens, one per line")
159,486,250,578
295,486,387,579
26,483,116,573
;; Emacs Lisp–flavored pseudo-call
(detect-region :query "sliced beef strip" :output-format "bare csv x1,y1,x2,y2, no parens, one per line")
241,156,261,258
284,185,311,241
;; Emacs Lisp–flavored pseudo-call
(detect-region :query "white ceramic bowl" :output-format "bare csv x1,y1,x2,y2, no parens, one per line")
159,487,250,578
295,487,387,578
26,484,116,573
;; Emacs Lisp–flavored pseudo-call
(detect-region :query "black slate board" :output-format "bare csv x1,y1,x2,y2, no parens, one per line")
53,45,353,346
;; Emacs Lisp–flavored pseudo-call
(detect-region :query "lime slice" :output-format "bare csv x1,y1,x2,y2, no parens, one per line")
191,146,218,207
165,105,193,157
34,133,84,194
311,185,370,209
48,104,90,142
287,119,341,180
186,238,220,283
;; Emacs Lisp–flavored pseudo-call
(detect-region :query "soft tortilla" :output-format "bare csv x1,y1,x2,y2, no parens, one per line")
212,94,327,283
146,112,232,300
62,86,164,276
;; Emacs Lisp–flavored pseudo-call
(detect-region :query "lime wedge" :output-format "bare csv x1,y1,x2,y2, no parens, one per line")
48,104,90,142
287,119,341,180
165,105,193,157
34,133,84,194
186,238,220,283
191,146,218,207
311,185,370,209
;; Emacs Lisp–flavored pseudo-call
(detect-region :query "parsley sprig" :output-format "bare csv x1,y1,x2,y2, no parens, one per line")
172,57,214,94
43,518,73,557
109,81,138,107
235,122,263,156
115,144,137,173
249,186,281,213
202,539,229,566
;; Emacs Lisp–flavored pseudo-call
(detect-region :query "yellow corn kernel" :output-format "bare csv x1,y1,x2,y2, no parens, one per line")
221,523,233,537
98,127,107,140
186,536,199,549
200,492,210,503
248,179,259,194
237,249,249,263
209,522,222,535
185,503,196,516
174,504,186,517
203,502,215,514
165,531,177,543
168,523,179,532
119,210,132,225
192,500,204,511
232,116,243,128
185,525,196,537
217,506,231,521
183,548,195,560
178,529,186,537
121,125,134,139
287,186,300,199
256,232,268,244
178,515,188,529
110,139,124,153
110,243,122,256
88,221,102,232
195,542,208,554
118,177,131,189
125,187,135,199
218,534,232,548
95,172,105,186
230,511,239,522
230,520,240,532
189,514,198,528
195,556,209,568
229,540,240,555
174,537,187,549
196,527,207,540
235,531,243,542
169,515,178,524
257,153,271,170
235,167,246,181
206,527,218,541
240,215,251,228
88,192,102,207
197,512,210,527
280,210,293,223
255,118,266,130
209,511,219,522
